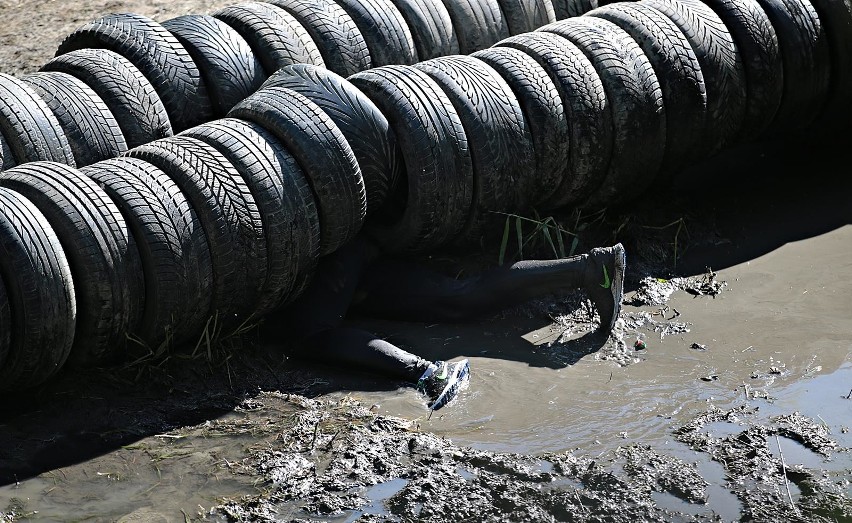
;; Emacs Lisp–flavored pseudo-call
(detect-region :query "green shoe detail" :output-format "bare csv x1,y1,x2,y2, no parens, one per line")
600,265,612,289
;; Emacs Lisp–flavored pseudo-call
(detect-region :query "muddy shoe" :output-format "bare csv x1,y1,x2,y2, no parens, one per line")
417,359,470,411
584,243,626,333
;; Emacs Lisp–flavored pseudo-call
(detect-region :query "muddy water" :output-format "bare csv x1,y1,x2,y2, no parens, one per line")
335,225,852,458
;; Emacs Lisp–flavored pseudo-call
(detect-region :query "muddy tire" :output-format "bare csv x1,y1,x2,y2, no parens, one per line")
698,0,782,140
441,0,510,53
41,48,173,149
495,32,611,208
499,0,556,35
266,0,372,76
0,73,76,170
230,88,365,256
808,0,852,130
0,187,75,389
349,66,472,252
334,0,418,66
0,162,143,366
22,72,127,167
587,3,707,173
553,0,597,19
539,17,666,205
163,15,266,117
262,64,402,217
754,0,831,132
181,119,308,314
127,137,267,326
641,0,746,155
214,2,325,75
415,56,534,239
56,13,212,131
389,0,459,59
471,47,569,207
82,157,214,349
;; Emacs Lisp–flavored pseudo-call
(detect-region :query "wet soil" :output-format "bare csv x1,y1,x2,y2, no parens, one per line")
1,2,852,521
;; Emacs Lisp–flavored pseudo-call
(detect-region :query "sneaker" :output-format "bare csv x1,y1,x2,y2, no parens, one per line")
584,243,626,333
416,359,471,411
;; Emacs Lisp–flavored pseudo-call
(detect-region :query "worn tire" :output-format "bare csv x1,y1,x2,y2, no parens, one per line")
499,0,556,35
82,157,214,349
496,32,611,208
266,0,372,76
389,0,459,59
349,66,472,252
0,73,76,170
539,17,666,205
471,47,569,206
641,0,746,154
263,64,402,217
699,0,783,140
588,3,707,173
214,2,325,75
335,0,419,65
0,187,75,389
182,119,307,314
808,0,852,129
754,0,831,131
415,56,534,239
56,13,213,131
230,87,365,256
442,0,510,53
553,0,598,19
0,162,143,366
126,137,267,326
42,48,173,148
163,15,266,117
23,72,127,167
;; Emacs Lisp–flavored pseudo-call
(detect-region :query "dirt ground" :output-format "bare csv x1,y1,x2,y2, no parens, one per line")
0,2,851,522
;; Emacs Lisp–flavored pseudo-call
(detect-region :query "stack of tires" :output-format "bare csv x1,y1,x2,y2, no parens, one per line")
0,0,849,391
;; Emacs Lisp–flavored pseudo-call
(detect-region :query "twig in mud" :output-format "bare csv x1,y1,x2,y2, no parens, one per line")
310,421,319,450
776,435,800,516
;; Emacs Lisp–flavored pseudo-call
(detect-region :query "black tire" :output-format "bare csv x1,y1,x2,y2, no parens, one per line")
587,3,707,173
553,0,598,19
471,47,569,207
0,187,75,390
441,0,510,53
539,17,666,205
126,137,267,326
56,13,213,132
415,56,535,239
499,0,556,35
349,66,473,252
181,119,307,314
214,2,325,76
163,15,266,117
266,0,372,76
0,162,143,366
41,48,173,149
496,32,612,208
335,0,419,65
808,0,852,129
0,272,10,369
641,0,746,154
389,0,459,59
754,0,831,132
262,64,403,217
81,157,214,349
699,0,783,140
0,73,76,170
23,72,127,167
230,87,365,256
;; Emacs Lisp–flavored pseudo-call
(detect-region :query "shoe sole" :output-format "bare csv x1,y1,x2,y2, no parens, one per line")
429,358,470,411
608,244,626,332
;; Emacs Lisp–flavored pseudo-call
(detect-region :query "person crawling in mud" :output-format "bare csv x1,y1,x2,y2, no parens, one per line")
281,238,625,411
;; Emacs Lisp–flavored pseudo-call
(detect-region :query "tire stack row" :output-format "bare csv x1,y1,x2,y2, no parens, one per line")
0,0,850,391
0,0,603,172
